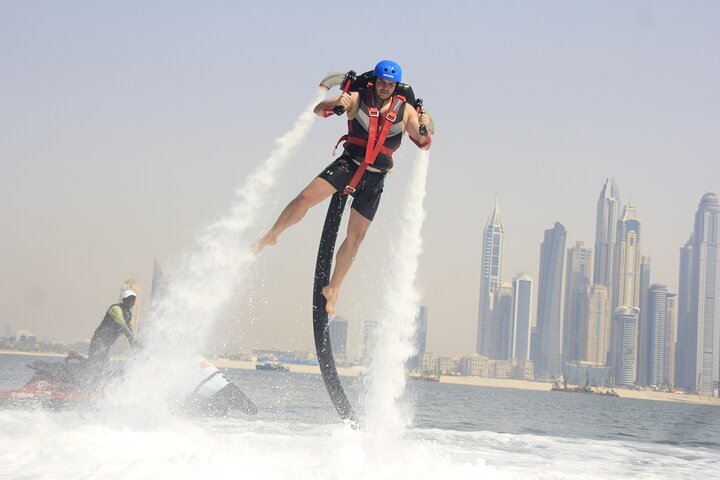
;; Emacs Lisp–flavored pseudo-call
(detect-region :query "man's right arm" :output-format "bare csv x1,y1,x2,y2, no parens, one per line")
313,92,359,118
108,306,138,346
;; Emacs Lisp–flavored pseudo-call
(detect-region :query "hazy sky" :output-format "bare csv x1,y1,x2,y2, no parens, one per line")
1,1,718,357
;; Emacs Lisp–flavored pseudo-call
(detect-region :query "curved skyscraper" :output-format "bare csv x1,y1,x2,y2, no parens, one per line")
534,222,567,378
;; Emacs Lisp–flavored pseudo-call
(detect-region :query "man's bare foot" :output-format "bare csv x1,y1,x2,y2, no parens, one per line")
251,233,277,255
322,285,338,317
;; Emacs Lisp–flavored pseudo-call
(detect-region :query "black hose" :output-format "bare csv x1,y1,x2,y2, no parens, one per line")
312,193,357,423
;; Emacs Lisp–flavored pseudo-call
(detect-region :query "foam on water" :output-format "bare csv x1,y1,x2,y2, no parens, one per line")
1,408,717,480
99,88,328,419
363,150,430,434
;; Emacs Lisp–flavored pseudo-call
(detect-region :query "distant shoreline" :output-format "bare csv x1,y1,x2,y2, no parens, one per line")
3,351,718,407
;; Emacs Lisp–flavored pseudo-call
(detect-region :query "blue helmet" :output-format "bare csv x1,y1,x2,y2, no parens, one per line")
374,60,402,82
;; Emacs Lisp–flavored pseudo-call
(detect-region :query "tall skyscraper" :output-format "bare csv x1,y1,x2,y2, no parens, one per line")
361,319,378,365
688,193,720,396
594,178,621,288
329,317,349,358
647,284,669,387
637,256,652,385
665,293,678,387
512,274,533,361
614,306,641,386
611,203,642,386
490,283,514,360
477,197,505,355
563,242,592,364
580,285,610,366
675,236,694,390
533,222,567,378
409,306,428,370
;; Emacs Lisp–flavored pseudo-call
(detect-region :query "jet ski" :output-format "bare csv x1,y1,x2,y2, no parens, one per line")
0,353,257,416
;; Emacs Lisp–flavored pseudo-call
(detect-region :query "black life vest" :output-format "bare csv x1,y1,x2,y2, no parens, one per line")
342,86,407,171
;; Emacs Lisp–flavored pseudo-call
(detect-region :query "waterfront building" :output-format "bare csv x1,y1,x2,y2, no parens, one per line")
675,236,694,390
361,319,378,365
647,285,669,387
665,293,678,387
687,193,720,396
408,306,428,370
533,222,567,378
564,242,592,364
512,274,533,361
476,197,505,356
637,256,652,384
580,284,610,366
614,307,641,386
458,354,491,377
594,178,621,289
329,316,348,358
490,283,513,360
611,203,642,386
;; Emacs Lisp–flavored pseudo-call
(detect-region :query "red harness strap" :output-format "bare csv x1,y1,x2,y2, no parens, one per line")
343,94,406,195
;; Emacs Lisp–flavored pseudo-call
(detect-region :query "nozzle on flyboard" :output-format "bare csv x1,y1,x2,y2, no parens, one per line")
319,72,346,90
416,98,428,137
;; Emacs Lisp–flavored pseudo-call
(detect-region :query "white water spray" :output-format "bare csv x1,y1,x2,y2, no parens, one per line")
104,88,328,415
364,150,430,434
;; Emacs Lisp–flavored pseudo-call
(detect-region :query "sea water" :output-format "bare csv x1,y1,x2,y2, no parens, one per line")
1,355,718,479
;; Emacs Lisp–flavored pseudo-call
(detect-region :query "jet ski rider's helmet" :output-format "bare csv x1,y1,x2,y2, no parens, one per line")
122,290,137,301
374,60,402,83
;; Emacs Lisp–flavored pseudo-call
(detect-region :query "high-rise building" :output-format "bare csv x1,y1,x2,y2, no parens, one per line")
647,284,669,387
477,197,505,355
613,203,642,311
688,193,720,396
512,274,533,361
614,306,640,386
329,317,349,358
675,236,695,390
611,203,642,386
490,283,514,360
533,222,567,378
580,284,610,366
563,242,592,364
409,306,428,370
594,178,621,288
665,293,678,387
637,256,652,385
361,319,378,365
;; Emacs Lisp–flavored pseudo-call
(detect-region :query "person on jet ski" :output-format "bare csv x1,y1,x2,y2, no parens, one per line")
87,289,139,369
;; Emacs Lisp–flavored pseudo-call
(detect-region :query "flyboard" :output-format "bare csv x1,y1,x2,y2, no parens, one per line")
312,70,430,424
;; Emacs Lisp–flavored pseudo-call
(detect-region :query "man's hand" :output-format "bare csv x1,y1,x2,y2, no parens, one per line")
336,93,353,112
419,112,434,135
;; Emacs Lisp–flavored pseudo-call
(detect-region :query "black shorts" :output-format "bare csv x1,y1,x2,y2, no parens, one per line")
317,154,387,221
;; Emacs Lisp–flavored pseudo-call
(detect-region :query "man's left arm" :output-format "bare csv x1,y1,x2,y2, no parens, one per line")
405,107,434,150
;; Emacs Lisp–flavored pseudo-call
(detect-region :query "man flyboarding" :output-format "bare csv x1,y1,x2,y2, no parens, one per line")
253,60,434,317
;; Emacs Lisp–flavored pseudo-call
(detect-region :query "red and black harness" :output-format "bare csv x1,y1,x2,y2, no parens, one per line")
333,87,406,194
